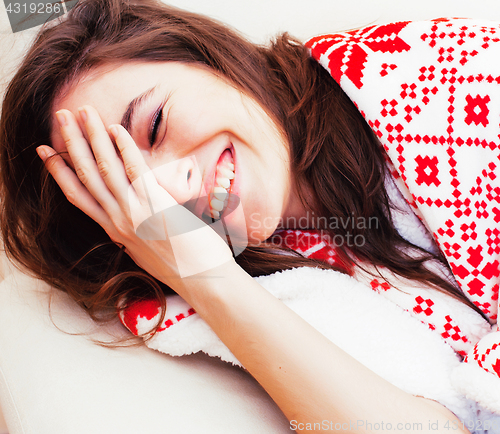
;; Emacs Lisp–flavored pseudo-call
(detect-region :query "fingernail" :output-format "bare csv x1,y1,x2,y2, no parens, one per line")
110,125,120,139
36,146,48,160
78,107,88,123
56,111,67,127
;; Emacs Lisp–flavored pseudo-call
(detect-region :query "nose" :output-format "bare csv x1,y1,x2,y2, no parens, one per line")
151,155,202,207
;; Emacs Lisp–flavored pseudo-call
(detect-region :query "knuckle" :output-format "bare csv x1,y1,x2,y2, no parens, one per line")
74,157,94,184
114,219,133,239
96,159,112,179
62,135,73,149
44,155,59,172
75,166,90,185
86,127,99,143
124,162,144,183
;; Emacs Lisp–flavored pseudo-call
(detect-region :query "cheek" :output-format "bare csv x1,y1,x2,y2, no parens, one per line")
245,213,281,244
165,111,216,151
241,158,290,243
244,195,283,244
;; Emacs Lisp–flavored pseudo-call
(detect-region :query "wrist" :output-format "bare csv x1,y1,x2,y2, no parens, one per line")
172,257,243,307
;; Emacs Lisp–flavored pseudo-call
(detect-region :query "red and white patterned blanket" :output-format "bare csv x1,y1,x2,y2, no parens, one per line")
120,18,500,416
307,18,500,323
306,18,500,389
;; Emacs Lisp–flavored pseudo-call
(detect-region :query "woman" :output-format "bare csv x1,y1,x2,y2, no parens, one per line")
0,0,484,431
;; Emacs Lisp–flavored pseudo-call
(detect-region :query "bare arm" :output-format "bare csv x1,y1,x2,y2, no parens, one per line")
177,261,469,434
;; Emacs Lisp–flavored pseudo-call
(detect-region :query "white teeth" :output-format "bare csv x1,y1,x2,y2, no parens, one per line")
213,186,228,201
216,177,230,189
208,151,235,220
210,197,225,212
219,167,234,179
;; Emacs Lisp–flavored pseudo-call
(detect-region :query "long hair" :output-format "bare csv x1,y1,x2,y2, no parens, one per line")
0,0,485,339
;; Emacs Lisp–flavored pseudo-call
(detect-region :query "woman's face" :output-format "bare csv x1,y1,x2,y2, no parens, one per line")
51,61,306,244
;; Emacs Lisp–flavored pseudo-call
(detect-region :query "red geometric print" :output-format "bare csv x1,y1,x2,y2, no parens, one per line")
464,94,490,127
492,358,500,376
467,331,500,377
415,155,441,186
380,63,397,77
307,18,500,378
119,297,197,336
120,298,162,336
381,99,398,117
270,229,351,273
486,228,500,255
308,18,500,320
413,296,434,316
306,22,411,89
157,307,196,332
370,278,391,292
441,315,467,343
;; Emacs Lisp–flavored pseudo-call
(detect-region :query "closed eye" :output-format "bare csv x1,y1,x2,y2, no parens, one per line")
149,105,163,146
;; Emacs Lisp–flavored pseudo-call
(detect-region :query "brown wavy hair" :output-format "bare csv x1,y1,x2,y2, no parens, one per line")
0,0,486,339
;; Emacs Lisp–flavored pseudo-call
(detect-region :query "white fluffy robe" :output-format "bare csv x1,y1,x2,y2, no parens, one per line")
129,266,500,429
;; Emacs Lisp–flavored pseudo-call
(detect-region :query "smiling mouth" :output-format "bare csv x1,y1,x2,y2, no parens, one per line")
203,148,235,221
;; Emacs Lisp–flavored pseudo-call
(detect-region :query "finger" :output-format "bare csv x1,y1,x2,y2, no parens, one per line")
109,124,178,214
80,107,167,222
79,105,130,194
56,109,121,214
109,124,151,184
36,145,115,234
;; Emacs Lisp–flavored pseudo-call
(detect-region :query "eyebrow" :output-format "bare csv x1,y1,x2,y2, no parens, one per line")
120,85,158,134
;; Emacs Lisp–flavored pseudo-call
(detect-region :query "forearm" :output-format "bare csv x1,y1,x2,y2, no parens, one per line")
176,261,469,434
